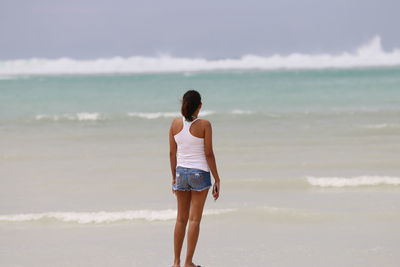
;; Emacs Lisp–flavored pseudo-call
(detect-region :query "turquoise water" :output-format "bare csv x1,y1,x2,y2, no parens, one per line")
1,67,400,120
1,67,400,202
1,68,400,266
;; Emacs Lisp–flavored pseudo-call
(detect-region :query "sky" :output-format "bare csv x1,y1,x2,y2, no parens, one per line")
0,0,399,60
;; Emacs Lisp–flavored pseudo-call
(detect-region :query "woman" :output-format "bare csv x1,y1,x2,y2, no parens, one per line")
169,90,220,267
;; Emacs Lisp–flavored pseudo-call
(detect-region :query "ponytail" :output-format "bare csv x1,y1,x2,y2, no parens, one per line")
181,90,201,121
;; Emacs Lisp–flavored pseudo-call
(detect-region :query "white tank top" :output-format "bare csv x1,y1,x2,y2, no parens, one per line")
174,117,210,172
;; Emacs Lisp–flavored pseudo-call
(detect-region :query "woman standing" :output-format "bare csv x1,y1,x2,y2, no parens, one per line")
169,90,220,267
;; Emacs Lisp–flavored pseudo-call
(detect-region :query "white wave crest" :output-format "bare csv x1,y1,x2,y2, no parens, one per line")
0,208,236,224
199,110,215,116
363,123,400,129
76,112,101,121
35,112,102,121
306,175,400,187
1,36,400,75
127,110,215,119
231,109,254,115
127,112,180,119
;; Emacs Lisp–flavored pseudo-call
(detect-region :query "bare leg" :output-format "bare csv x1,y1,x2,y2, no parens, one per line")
173,191,191,267
185,188,209,267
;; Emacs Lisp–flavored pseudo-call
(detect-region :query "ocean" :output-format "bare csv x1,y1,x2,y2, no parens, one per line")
1,39,400,266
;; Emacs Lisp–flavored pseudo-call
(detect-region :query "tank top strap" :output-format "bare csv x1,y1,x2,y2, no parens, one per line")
191,117,200,123
182,116,199,131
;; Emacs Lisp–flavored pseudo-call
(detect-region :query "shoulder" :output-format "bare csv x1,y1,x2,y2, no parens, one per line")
171,117,182,126
200,119,211,124
170,117,182,134
198,119,212,128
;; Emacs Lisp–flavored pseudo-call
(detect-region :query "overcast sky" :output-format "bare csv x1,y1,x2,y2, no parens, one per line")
0,0,399,60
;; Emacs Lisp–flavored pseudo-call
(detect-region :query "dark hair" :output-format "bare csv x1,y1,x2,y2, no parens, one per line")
181,90,202,121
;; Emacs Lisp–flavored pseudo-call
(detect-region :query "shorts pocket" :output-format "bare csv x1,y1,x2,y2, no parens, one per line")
189,171,211,189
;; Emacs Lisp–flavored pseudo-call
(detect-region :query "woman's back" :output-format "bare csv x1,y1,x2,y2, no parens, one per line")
173,117,209,172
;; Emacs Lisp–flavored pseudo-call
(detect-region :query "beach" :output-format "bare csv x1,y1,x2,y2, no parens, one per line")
1,67,400,266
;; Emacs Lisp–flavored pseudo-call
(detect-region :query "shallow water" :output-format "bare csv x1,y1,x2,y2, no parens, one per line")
1,68,400,266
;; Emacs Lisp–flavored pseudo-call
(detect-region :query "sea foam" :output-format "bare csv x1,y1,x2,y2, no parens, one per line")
306,175,400,187
127,112,180,119
127,110,215,119
1,36,400,75
363,123,400,129
34,110,217,121
231,109,254,115
35,112,102,121
0,208,236,224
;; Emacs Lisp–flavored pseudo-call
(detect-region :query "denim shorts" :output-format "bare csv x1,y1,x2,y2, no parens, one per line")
172,166,212,191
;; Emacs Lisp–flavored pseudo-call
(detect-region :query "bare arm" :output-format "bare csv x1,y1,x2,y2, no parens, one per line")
204,121,220,200
204,121,220,182
169,122,177,193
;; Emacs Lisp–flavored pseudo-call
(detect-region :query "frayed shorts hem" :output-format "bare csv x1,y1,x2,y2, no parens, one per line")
173,184,211,192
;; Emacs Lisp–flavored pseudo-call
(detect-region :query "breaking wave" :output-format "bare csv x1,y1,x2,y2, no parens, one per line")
0,206,334,224
35,112,103,121
231,109,254,115
228,176,400,190
363,123,400,129
32,110,250,121
306,175,400,187
127,111,180,119
127,110,215,119
0,208,236,224
1,36,400,76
